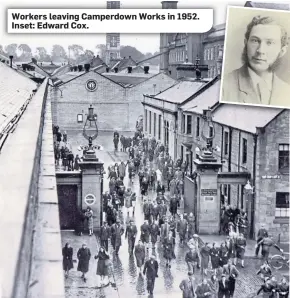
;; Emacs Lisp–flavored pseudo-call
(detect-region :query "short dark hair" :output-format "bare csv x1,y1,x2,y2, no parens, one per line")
245,16,288,47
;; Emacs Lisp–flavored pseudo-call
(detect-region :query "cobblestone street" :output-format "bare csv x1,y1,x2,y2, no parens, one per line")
61,131,288,298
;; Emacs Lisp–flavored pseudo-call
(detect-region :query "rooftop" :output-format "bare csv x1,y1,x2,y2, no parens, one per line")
154,80,206,103
180,78,220,113
212,104,283,134
53,71,86,85
111,56,138,71
0,62,37,134
103,72,155,87
244,1,290,9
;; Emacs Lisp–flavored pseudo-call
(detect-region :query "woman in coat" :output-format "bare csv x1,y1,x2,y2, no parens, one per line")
62,242,73,277
95,247,110,287
134,240,146,274
200,242,211,276
219,242,229,267
210,242,220,275
77,244,91,282
124,188,132,216
163,231,175,268
85,207,94,236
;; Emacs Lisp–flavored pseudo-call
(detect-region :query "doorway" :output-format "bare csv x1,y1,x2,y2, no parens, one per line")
57,185,78,230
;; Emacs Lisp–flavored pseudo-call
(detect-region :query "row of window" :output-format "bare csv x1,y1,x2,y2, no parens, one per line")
208,66,217,78
144,110,162,140
204,44,223,61
169,50,185,63
181,114,290,169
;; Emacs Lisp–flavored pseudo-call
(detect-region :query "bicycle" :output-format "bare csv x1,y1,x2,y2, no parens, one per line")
269,253,289,270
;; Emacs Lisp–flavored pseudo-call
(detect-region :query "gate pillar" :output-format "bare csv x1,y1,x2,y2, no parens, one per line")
79,150,103,232
194,150,222,234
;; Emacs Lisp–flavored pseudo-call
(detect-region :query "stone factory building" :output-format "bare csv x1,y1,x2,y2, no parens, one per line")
50,68,175,131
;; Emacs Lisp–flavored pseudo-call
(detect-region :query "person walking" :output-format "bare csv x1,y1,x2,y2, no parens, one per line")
277,277,289,298
150,220,160,250
255,224,269,257
118,161,126,181
179,272,196,298
163,231,175,268
256,278,276,298
143,255,159,295
222,259,239,298
110,219,124,255
141,220,151,250
95,247,110,287
100,222,111,252
210,242,220,275
185,247,199,274
62,243,73,278
256,235,283,261
200,243,211,276
77,244,91,282
135,240,146,275
124,188,133,216
208,274,219,297
234,233,246,268
177,214,188,246
195,279,212,298
218,274,230,298
125,219,138,255
85,207,94,236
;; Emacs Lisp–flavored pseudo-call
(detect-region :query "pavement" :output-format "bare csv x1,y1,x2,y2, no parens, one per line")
60,131,289,298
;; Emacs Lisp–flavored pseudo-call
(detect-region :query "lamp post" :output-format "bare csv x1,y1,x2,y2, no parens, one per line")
244,180,254,238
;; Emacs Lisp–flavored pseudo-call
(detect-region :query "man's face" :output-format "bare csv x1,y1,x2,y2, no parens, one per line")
246,24,285,74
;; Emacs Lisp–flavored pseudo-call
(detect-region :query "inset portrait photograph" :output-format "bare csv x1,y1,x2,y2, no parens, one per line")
220,6,290,109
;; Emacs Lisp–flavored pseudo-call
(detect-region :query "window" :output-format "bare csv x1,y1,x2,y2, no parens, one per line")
158,115,161,140
209,126,214,137
153,113,156,137
278,144,289,172
182,114,186,134
186,115,192,135
77,114,83,123
149,111,152,134
207,48,210,60
145,110,148,132
242,138,247,164
224,131,229,155
196,117,200,137
276,192,289,217
204,49,207,61
211,48,214,60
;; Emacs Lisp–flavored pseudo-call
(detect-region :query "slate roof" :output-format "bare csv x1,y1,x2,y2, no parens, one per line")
180,78,221,113
51,64,72,77
111,57,138,71
154,80,206,103
103,72,155,87
0,54,18,69
0,62,37,134
27,61,51,77
53,71,86,86
244,1,290,10
203,23,225,42
212,104,283,134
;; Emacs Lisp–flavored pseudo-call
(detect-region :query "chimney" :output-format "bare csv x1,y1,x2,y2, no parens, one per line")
161,1,178,9
78,65,83,72
106,67,110,72
97,55,99,58
8,55,14,68
74,66,78,71
144,66,149,74
114,67,118,73
195,68,201,80
70,66,74,72
127,66,132,73
84,64,91,72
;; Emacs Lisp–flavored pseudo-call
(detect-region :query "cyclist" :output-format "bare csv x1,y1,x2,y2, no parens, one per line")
256,235,284,261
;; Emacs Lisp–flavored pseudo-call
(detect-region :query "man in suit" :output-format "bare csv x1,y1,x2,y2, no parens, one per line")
125,219,138,255
143,255,159,295
222,15,290,107
218,274,230,298
222,259,239,297
255,223,268,257
179,272,196,298
195,279,212,298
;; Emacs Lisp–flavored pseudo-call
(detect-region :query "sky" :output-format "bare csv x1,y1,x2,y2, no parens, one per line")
0,0,285,55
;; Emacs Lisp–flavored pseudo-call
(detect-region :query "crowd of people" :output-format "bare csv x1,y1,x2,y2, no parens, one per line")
60,128,288,297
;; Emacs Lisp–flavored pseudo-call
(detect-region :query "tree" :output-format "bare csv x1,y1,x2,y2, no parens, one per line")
4,43,18,57
51,44,67,59
18,44,32,61
68,44,83,59
95,44,106,59
120,45,145,62
36,47,51,62
85,50,94,58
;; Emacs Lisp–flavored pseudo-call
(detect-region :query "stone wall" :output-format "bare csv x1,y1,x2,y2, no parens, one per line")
51,71,175,132
255,110,289,242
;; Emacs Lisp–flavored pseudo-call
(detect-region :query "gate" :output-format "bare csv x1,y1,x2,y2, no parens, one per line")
57,184,78,230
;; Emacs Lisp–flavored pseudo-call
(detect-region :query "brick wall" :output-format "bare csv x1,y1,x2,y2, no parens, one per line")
255,110,289,241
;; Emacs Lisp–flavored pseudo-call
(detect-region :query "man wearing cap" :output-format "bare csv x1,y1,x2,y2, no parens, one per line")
125,219,138,255
195,278,212,298
255,223,269,257
100,222,111,252
179,272,196,298
110,219,124,255
218,274,230,298
143,255,159,295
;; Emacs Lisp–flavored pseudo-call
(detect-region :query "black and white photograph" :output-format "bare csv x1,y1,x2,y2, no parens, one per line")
0,1,289,298
220,6,290,109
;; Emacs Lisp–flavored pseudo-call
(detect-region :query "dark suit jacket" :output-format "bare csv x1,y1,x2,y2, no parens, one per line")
218,280,230,295
222,65,290,107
